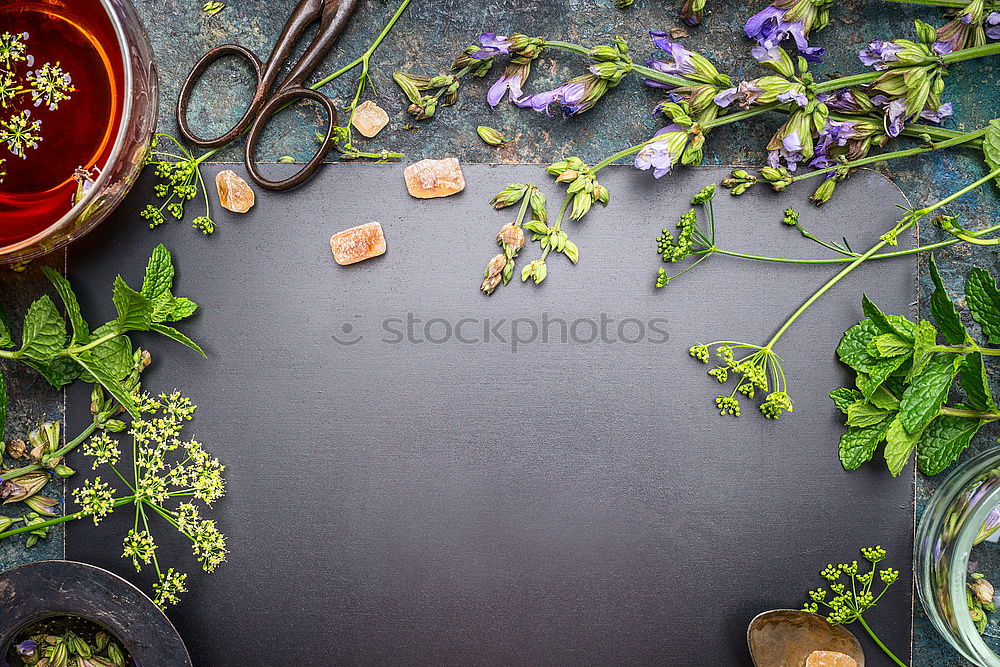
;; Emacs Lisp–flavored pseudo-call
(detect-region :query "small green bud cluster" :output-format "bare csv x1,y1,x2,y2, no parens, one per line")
691,342,792,418
548,157,610,220
782,208,799,226
394,71,459,121
967,573,996,635
657,209,697,262
691,184,716,205
721,170,758,196
758,166,794,191
799,546,899,629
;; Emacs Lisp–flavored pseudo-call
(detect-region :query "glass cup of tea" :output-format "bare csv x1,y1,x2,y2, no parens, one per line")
0,0,157,264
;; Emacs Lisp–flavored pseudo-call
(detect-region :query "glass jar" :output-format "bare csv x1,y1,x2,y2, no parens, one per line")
0,0,157,264
916,448,1000,666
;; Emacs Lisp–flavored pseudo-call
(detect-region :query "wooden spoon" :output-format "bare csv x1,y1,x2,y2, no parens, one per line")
748,609,865,667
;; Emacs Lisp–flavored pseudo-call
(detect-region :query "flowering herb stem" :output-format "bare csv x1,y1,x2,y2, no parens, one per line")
0,496,135,540
0,419,100,483
763,166,999,350
857,617,908,667
790,125,991,183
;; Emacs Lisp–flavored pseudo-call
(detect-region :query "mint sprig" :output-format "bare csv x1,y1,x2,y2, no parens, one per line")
0,244,202,438
833,254,1000,476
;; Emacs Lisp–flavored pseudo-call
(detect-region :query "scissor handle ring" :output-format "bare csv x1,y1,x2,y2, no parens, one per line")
177,44,266,149
244,87,338,192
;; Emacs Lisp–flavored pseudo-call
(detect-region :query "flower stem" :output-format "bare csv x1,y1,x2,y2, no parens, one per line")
0,419,100,482
857,616,909,667
0,496,135,540
790,126,990,183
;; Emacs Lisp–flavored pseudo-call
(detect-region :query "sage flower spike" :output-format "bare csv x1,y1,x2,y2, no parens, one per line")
744,0,831,63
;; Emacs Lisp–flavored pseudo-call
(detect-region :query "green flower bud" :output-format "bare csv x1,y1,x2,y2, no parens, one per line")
477,126,507,146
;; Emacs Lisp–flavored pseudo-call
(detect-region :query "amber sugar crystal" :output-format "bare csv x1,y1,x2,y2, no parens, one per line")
351,100,389,138
330,222,387,265
805,650,858,667
216,169,255,213
403,157,466,199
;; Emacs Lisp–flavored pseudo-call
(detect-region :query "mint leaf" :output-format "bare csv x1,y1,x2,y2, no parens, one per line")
899,353,962,434
917,415,982,475
872,333,912,358
984,119,1000,185
907,320,939,382
869,385,901,411
112,276,153,331
862,294,914,339
24,356,82,387
150,324,206,357
19,296,67,364
960,352,997,412
839,422,890,470
966,267,1000,345
885,416,922,476
141,244,175,299
41,266,90,345
167,297,198,320
929,254,967,345
72,351,138,418
831,387,864,414
864,354,909,400
0,370,6,441
837,320,881,373
847,401,891,427
0,305,12,349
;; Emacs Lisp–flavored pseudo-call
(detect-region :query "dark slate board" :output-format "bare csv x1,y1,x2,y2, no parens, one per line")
65,164,915,666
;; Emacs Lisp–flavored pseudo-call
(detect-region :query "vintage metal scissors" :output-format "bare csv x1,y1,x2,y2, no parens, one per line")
177,0,359,191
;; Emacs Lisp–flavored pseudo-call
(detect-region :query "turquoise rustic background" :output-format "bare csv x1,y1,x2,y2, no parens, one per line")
1,0,997,664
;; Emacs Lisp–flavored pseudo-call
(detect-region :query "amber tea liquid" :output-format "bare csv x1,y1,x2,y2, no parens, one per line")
0,0,124,246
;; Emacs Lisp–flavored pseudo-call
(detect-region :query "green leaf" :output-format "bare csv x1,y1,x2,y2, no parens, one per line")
864,354,909,400
112,276,153,331
71,352,138,418
150,324,205,357
929,254,967,345
523,220,548,234
837,320,882,373
984,119,1000,185
839,421,890,470
960,352,997,412
898,353,962,434
872,333,912,358
862,294,914,339
141,244,175,299
966,266,1000,345
154,295,198,323
830,387,864,414
0,305,12,349
76,323,133,383
0,370,6,441
41,266,90,345
19,296,67,364
24,356,82,387
869,385,901,412
885,416,923,477
917,414,983,475
907,320,939,382
847,401,890,427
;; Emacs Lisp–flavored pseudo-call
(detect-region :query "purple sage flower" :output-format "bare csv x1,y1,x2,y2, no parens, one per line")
713,87,740,108
634,125,686,178
858,40,903,70
15,641,37,657
487,70,525,108
818,88,864,112
920,102,954,123
744,4,824,60
934,13,977,54
988,12,1000,40
514,81,587,117
810,120,858,168
472,33,511,60
777,88,808,107
768,130,805,171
